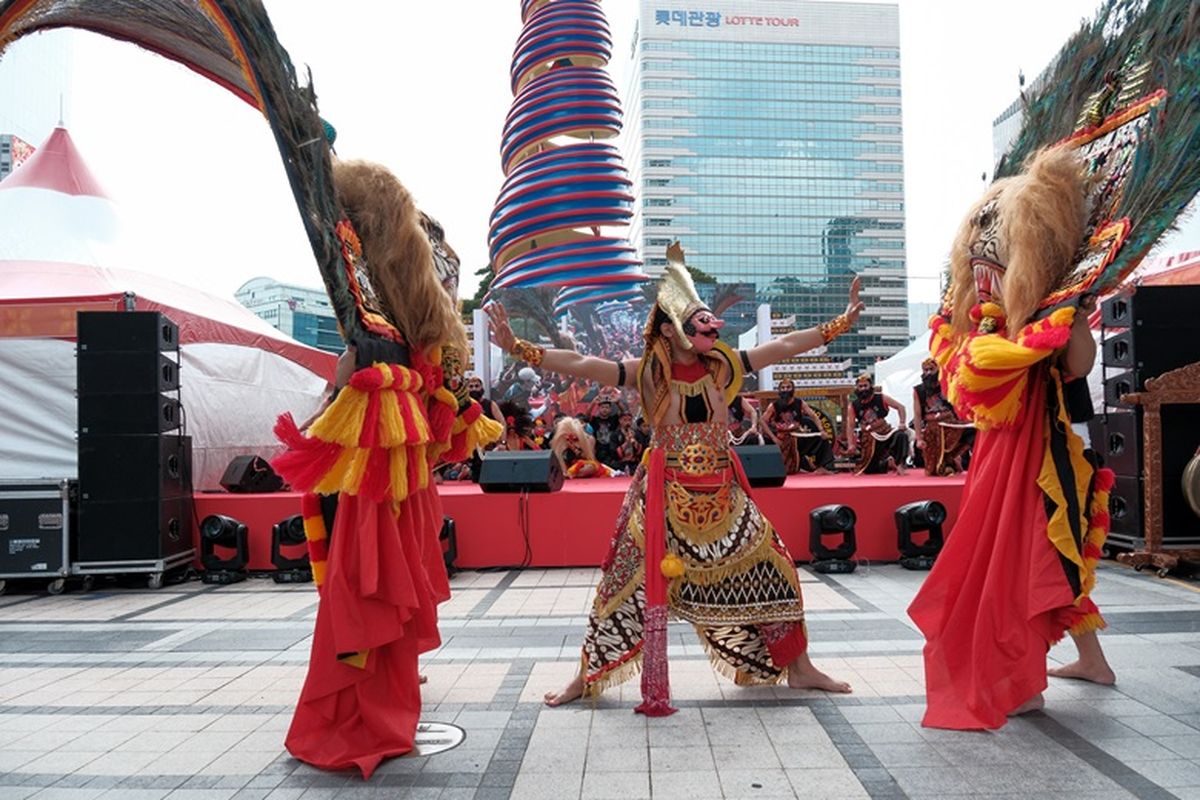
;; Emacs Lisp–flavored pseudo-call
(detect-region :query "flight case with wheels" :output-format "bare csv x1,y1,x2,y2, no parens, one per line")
0,479,74,595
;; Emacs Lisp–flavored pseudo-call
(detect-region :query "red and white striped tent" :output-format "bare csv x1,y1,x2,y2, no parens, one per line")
0,127,335,488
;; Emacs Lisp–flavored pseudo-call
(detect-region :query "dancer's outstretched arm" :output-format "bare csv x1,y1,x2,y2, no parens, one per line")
486,303,639,388
744,278,865,371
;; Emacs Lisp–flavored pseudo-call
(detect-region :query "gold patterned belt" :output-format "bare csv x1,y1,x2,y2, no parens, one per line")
654,421,731,478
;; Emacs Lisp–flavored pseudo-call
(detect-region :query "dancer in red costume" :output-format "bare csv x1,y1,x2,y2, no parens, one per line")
272,160,500,776
908,146,1116,730
489,243,859,712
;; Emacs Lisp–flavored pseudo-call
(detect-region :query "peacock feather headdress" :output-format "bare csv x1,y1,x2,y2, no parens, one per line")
995,0,1200,310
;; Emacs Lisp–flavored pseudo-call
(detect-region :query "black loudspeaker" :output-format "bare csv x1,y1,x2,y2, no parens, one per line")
1089,412,1140,477
478,451,564,493
77,392,181,435
734,444,786,488
1101,286,1200,331
77,351,179,395
220,455,285,493
1101,287,1200,409
76,495,193,563
1108,474,1144,546
79,435,191,502
77,311,178,352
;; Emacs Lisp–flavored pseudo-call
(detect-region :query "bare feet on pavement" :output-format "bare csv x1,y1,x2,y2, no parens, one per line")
787,655,853,694
544,674,585,707
1048,659,1116,685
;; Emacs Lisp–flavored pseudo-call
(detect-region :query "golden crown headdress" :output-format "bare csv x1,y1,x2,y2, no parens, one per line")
655,241,710,350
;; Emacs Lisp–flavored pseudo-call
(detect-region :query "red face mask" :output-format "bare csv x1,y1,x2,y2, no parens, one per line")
683,310,724,353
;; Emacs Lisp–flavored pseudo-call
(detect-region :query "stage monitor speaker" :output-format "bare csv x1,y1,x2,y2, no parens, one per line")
77,310,178,353
1101,286,1200,331
75,494,193,563
77,392,181,435
478,451,564,493
79,434,191,503
77,351,179,395
734,444,787,488
220,455,285,494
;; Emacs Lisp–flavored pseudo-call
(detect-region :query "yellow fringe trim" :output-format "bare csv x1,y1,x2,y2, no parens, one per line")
1037,368,1095,574
582,649,643,697
1068,612,1106,636
693,623,785,687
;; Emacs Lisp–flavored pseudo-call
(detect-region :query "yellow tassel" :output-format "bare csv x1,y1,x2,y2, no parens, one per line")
311,560,327,586
582,650,644,697
314,448,358,495
389,446,410,503
309,386,369,446
660,553,685,578
377,392,408,447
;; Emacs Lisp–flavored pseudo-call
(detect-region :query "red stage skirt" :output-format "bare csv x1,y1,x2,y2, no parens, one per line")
285,487,443,778
908,375,1080,730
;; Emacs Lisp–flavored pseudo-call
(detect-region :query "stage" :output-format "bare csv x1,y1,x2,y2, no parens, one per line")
193,472,966,571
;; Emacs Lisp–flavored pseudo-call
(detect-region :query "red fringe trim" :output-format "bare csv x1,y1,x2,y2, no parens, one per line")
1094,468,1115,493
271,413,346,494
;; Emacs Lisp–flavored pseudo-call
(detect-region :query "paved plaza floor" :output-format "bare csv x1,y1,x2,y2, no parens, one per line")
2,562,1200,799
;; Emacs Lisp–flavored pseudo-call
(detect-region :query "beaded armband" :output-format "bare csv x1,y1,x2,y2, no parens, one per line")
511,338,545,367
818,314,852,345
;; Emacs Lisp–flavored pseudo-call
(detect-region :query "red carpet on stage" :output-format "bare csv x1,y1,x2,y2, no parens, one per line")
193,473,965,571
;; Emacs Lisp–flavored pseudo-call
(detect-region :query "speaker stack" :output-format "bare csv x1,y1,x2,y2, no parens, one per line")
75,311,195,586
1092,286,1200,550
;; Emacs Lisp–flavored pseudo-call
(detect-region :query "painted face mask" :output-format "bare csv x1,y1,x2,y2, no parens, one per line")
682,309,725,353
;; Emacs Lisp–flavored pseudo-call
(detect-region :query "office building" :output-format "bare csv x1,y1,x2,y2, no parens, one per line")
235,277,343,353
625,0,908,368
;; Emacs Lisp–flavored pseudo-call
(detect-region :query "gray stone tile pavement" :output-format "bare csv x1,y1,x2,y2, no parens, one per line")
2,563,1200,798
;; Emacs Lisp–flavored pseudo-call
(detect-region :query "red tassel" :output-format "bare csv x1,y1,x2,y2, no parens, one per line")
1083,542,1104,560
359,392,382,448
1094,468,1115,493
636,448,676,717
1091,511,1111,531
427,397,455,444
358,447,392,502
1020,324,1072,351
349,365,386,391
300,492,323,519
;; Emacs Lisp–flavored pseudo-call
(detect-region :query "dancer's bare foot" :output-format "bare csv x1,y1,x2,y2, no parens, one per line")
786,655,852,694
1009,692,1044,716
1048,660,1116,685
1048,629,1116,685
544,674,585,707
419,674,428,685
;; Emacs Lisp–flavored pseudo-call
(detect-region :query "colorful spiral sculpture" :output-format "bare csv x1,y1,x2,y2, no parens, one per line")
488,0,649,314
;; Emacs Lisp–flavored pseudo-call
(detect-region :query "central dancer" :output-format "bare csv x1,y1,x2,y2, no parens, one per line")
487,243,861,712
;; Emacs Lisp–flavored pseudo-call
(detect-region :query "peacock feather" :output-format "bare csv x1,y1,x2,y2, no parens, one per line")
0,0,369,343
996,0,1200,306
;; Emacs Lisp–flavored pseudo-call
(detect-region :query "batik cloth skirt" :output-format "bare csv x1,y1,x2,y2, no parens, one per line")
921,413,973,476
579,421,808,694
855,428,909,474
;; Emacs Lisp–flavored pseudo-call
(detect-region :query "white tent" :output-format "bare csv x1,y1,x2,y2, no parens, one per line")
0,127,335,488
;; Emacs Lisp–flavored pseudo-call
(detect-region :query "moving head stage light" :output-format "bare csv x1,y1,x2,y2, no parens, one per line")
271,514,312,584
200,513,248,585
809,504,857,574
894,500,947,570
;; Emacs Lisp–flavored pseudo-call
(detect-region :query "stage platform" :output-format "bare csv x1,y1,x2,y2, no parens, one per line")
193,472,966,571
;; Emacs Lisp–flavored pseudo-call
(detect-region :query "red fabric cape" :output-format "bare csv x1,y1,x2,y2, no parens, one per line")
908,374,1077,730
285,487,444,777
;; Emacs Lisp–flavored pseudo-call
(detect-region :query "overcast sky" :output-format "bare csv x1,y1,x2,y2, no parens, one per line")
20,0,1180,307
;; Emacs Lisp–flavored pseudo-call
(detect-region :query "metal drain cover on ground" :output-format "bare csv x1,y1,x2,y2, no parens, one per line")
414,721,465,755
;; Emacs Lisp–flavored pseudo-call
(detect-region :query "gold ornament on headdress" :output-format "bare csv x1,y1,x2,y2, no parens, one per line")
656,241,711,351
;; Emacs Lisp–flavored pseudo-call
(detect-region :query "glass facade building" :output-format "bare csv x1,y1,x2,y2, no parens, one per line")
625,1,907,368
235,277,343,353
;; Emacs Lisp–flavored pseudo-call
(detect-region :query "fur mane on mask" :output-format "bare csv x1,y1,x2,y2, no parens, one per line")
551,416,596,467
332,159,468,355
947,146,1091,337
